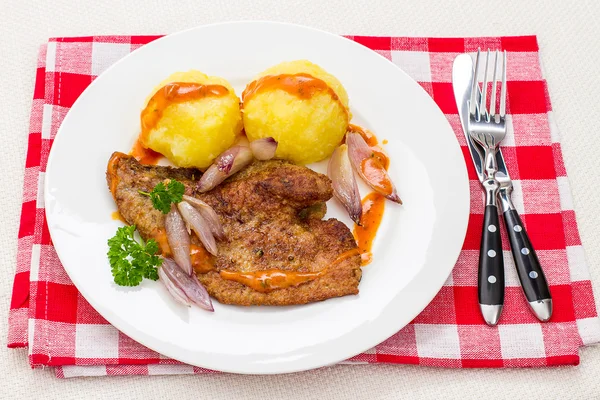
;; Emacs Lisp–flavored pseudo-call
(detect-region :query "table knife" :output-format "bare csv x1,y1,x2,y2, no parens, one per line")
453,54,504,325
452,54,552,323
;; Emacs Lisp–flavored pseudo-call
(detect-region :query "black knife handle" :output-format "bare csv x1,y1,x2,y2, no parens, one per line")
478,205,505,307
503,209,551,302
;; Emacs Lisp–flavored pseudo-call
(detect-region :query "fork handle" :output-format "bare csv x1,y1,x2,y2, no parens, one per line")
502,209,553,321
478,203,505,326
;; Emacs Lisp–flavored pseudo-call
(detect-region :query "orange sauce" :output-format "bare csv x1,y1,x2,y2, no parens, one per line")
130,137,163,165
152,228,171,257
220,269,325,293
348,124,378,146
190,244,215,274
361,158,394,196
371,147,390,170
382,139,388,145
152,237,215,274
140,82,229,143
360,252,373,265
330,248,361,265
219,249,360,293
107,152,126,199
353,193,386,265
242,73,348,117
111,211,127,224
347,124,390,171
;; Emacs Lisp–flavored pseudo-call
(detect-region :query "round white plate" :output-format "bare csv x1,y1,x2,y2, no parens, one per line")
45,21,469,374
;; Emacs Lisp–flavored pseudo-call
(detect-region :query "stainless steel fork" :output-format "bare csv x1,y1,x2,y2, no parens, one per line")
468,49,507,326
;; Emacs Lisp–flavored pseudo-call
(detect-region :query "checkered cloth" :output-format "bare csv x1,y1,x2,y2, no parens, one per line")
7,34,600,378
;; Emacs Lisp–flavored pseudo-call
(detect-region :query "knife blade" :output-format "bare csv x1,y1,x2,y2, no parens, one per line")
452,54,504,326
452,53,552,322
453,54,483,182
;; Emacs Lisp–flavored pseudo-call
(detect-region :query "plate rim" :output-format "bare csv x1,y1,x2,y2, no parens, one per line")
45,20,470,374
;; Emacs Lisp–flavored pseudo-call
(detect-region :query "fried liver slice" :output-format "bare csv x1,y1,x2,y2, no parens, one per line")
107,153,362,306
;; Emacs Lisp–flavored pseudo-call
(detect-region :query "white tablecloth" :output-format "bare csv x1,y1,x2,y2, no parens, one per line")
2,0,600,398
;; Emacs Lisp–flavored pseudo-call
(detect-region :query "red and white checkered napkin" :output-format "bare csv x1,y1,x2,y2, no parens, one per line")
8,35,600,378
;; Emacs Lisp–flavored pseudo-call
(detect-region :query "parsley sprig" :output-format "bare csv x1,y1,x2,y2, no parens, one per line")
107,225,162,286
139,179,185,214
108,179,183,286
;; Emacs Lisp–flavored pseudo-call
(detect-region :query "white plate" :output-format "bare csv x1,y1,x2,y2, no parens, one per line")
45,21,469,374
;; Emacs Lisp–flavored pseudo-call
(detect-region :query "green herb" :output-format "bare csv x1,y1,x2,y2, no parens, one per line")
107,225,162,286
139,179,185,214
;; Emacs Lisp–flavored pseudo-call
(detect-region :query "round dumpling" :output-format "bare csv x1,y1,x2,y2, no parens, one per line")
141,70,243,169
242,60,349,164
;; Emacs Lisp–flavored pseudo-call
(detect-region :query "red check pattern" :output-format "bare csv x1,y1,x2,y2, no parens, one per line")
7,35,600,378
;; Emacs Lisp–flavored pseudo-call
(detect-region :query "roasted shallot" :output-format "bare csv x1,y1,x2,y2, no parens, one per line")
177,201,218,256
182,195,226,241
196,146,254,192
164,204,192,275
346,132,402,204
328,144,362,225
249,137,278,160
160,257,214,311
158,264,191,307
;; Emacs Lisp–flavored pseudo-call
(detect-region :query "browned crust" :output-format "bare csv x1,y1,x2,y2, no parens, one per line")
107,152,362,306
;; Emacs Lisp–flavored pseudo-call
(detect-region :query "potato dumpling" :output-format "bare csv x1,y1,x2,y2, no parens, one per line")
141,70,243,169
242,60,350,165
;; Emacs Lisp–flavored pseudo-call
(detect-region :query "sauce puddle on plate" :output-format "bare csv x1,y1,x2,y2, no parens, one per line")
111,211,127,224
130,137,163,165
353,192,386,266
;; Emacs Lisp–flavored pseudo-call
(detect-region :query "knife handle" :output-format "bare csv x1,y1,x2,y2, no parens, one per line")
502,209,553,321
478,204,505,326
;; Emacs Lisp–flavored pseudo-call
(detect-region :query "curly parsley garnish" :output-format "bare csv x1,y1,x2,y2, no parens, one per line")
107,225,162,286
139,179,185,214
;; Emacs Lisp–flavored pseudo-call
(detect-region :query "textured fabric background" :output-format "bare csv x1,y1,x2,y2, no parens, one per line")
2,0,600,398
12,34,598,377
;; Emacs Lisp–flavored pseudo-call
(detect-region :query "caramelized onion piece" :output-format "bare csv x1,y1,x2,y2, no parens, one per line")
161,257,214,311
182,196,225,241
165,204,192,275
177,201,218,256
158,265,191,307
250,137,278,160
235,135,250,147
346,132,402,204
328,144,362,225
196,146,253,192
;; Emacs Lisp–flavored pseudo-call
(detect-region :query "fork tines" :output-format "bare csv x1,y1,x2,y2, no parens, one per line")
469,49,507,122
